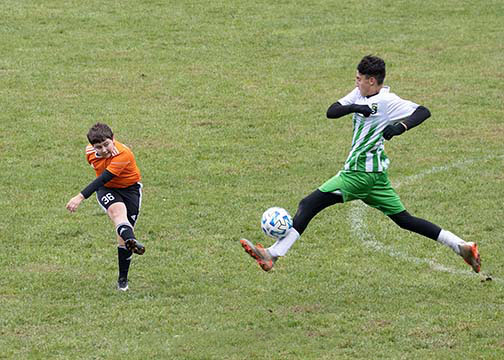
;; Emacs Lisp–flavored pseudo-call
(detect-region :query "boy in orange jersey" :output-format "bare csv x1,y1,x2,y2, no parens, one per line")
66,123,145,291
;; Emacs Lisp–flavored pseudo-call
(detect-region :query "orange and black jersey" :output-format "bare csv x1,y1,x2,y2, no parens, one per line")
85,140,141,188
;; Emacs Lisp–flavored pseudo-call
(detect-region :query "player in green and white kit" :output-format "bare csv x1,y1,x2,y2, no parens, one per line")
241,55,481,274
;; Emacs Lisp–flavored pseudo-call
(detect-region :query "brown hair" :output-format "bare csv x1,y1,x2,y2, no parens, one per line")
87,123,114,144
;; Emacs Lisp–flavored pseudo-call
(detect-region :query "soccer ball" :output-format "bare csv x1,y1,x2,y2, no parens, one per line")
261,207,293,239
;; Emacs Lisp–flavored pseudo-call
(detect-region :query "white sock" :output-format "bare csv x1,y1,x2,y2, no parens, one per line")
268,228,300,257
437,229,465,255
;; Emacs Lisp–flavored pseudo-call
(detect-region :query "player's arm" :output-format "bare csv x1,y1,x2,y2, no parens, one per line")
327,102,372,118
66,170,115,212
383,105,431,140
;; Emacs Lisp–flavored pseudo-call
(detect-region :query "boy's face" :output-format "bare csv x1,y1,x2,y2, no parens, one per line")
355,71,376,97
92,138,115,158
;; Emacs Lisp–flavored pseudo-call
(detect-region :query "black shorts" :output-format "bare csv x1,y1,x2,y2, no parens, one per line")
96,183,143,227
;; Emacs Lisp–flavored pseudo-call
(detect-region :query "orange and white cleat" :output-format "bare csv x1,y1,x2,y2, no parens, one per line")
240,238,276,272
458,242,481,273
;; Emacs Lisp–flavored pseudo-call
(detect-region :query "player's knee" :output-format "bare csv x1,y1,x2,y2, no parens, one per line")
389,210,412,229
107,206,120,218
297,193,319,217
297,196,310,214
107,203,126,219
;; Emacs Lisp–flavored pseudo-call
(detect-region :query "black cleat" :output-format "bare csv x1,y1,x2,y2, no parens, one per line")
117,277,129,291
125,238,145,255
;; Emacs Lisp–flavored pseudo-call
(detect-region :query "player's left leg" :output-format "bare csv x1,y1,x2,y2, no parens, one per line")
389,210,480,273
388,210,441,240
116,243,132,291
366,173,480,273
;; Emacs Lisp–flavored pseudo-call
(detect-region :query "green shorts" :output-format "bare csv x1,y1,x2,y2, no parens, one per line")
319,171,405,215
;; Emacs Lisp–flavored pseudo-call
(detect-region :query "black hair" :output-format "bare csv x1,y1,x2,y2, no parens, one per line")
357,55,386,85
87,123,114,144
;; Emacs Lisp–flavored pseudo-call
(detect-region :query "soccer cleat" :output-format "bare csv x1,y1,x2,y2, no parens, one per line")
240,238,277,272
125,238,145,255
458,242,481,273
117,277,129,291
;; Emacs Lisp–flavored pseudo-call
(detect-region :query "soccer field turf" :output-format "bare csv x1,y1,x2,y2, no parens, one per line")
1,1,503,358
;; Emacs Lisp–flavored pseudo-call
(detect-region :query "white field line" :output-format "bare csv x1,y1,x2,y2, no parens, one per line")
349,154,503,282
350,203,473,276
392,154,504,189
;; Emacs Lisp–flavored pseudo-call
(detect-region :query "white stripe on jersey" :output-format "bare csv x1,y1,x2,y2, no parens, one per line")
337,86,418,172
86,145,96,155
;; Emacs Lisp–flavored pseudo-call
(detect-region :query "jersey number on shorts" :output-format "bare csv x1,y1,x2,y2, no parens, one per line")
101,193,115,205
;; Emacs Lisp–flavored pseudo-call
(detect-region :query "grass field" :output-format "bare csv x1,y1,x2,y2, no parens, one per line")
1,0,503,359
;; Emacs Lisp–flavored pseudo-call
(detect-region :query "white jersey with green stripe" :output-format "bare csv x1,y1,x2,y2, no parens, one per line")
338,86,418,172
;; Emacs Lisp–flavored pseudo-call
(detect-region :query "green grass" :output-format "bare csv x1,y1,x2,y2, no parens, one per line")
1,0,504,358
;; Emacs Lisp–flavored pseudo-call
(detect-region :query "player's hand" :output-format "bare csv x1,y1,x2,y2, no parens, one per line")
66,193,85,213
383,123,406,140
354,105,372,117
110,146,119,156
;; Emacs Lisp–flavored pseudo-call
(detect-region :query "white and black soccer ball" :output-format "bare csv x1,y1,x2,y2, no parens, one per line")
261,207,293,239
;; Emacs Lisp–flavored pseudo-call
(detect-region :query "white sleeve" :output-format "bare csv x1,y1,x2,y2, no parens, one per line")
387,94,419,121
337,87,360,106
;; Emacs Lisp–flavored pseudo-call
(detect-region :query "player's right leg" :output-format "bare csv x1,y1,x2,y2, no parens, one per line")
267,190,342,257
240,189,343,271
239,239,277,271
107,204,144,290
96,187,145,290
291,189,343,235
107,203,145,255
97,185,145,255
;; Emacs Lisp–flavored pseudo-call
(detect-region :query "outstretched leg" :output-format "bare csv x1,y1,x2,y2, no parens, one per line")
293,189,344,235
388,210,441,240
389,210,480,272
240,190,343,271
268,189,343,257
